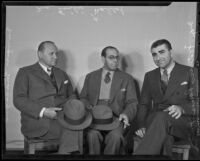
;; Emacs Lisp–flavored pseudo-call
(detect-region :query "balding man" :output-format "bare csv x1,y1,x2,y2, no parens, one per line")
13,41,78,154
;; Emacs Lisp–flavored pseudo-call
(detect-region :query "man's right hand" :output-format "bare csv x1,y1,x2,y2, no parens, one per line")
135,127,146,138
43,107,62,119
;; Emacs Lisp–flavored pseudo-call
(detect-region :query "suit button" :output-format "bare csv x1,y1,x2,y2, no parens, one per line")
176,92,180,95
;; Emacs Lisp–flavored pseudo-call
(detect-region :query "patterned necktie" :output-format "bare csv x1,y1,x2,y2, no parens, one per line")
104,72,111,83
161,69,168,93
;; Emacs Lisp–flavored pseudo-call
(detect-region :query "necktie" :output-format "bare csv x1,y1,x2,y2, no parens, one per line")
50,70,54,81
47,68,57,91
161,69,168,85
104,72,111,83
161,69,168,93
47,68,51,75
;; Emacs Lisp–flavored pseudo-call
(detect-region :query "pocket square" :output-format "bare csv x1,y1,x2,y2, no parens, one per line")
180,81,188,85
121,88,126,92
64,80,68,84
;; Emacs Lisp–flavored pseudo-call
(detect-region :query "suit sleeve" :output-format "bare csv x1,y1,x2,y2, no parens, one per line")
13,68,43,119
181,67,199,116
122,76,138,122
79,74,92,109
136,73,152,128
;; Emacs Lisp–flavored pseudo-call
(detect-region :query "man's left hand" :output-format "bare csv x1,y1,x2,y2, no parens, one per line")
119,114,130,129
163,105,184,119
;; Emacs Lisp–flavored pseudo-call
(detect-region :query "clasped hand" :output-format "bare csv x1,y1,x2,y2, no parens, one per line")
119,114,130,129
43,107,62,119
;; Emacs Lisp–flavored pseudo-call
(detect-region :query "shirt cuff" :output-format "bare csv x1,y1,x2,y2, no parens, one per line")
39,107,46,118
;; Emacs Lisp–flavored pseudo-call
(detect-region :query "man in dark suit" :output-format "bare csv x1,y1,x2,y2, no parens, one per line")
13,41,79,154
80,46,138,154
134,39,198,157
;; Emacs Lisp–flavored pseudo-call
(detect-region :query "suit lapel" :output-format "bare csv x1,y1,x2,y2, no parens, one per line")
153,68,165,98
33,63,62,90
93,68,103,105
110,69,123,102
52,67,62,91
162,63,182,101
33,63,53,85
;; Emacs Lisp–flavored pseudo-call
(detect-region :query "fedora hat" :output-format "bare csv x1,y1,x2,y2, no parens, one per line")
89,105,120,131
57,99,92,130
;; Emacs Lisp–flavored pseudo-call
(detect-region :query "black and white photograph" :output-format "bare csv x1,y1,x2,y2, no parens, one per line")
2,1,200,160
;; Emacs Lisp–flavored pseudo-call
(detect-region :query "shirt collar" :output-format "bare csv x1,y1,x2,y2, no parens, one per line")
38,62,52,73
102,68,114,78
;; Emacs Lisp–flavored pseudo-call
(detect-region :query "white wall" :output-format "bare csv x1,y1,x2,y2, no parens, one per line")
5,2,197,149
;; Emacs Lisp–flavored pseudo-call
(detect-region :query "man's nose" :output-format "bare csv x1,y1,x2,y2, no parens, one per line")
53,54,57,59
113,58,118,62
155,55,161,61
114,56,119,62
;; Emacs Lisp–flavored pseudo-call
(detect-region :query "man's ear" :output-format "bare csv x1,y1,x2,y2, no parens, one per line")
170,49,173,58
38,51,42,59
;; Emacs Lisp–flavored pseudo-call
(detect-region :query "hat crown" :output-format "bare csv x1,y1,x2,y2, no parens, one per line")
63,99,85,120
92,105,113,119
58,99,92,130
89,105,119,130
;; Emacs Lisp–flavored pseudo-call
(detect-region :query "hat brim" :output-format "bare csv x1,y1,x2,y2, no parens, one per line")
57,111,92,130
89,117,120,131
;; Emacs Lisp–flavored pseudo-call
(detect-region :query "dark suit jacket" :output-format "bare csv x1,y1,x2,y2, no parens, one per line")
80,68,138,122
137,63,198,131
13,62,75,138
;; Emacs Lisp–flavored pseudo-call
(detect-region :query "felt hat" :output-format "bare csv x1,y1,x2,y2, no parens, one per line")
89,105,120,131
57,99,92,130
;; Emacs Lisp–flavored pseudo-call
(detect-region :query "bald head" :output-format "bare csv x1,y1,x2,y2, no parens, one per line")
37,41,58,68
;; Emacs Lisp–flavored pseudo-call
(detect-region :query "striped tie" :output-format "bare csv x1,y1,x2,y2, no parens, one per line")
161,69,168,93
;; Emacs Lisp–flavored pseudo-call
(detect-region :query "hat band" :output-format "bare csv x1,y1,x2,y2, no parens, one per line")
93,117,113,125
64,114,86,125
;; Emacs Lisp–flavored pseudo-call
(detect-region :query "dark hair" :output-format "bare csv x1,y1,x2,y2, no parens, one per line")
151,39,172,51
37,41,55,52
101,46,119,57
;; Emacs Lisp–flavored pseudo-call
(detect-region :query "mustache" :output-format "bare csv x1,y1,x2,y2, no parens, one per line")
156,60,165,63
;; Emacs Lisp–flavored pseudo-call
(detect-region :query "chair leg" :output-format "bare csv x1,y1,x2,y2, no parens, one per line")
133,140,140,153
183,149,189,160
24,139,29,154
28,143,36,154
78,131,83,154
24,139,36,154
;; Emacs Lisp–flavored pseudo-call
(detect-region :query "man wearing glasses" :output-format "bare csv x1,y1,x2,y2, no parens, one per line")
80,46,138,154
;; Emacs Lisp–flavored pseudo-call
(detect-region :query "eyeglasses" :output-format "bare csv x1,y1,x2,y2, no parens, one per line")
107,55,120,60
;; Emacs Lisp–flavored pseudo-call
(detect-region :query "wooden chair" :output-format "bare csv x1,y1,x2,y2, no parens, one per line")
24,137,59,154
133,136,191,160
172,141,191,160
24,131,83,154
